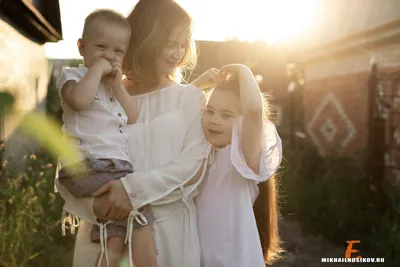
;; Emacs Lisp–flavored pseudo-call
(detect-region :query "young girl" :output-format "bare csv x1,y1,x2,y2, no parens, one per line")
195,64,283,267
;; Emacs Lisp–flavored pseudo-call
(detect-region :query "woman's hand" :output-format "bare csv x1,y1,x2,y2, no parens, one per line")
93,193,112,219
92,180,132,220
190,67,220,90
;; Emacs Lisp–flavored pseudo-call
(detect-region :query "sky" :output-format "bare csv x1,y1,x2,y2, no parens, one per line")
44,0,320,59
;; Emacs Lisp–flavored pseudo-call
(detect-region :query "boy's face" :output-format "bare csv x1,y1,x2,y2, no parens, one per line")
78,21,131,68
202,90,241,148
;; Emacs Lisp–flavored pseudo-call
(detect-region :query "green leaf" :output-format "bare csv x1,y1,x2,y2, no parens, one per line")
20,112,82,172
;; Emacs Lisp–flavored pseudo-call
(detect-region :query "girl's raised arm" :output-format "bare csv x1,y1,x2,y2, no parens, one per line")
221,64,263,174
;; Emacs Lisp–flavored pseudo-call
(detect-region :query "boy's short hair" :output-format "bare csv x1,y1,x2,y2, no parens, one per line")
82,9,130,39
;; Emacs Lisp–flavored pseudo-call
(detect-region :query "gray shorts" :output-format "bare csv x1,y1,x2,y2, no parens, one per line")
58,158,155,243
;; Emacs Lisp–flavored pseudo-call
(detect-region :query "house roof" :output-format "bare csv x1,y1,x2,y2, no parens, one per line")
0,0,62,44
287,0,400,64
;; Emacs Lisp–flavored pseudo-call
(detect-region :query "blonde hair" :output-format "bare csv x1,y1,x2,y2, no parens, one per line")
123,0,197,87
82,9,130,40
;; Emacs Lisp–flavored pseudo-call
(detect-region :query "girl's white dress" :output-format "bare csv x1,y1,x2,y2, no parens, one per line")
196,118,282,267
55,84,211,267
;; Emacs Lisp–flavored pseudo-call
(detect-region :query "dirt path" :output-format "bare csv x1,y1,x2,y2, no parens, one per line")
272,217,380,267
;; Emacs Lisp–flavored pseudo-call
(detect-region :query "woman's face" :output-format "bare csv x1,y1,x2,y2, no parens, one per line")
158,25,190,76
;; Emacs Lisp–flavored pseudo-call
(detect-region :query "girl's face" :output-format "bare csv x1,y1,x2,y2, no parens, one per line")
158,25,190,76
202,90,241,147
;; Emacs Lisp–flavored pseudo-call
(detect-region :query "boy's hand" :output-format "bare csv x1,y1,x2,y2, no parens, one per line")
91,58,113,76
190,67,220,90
220,64,251,80
103,62,123,90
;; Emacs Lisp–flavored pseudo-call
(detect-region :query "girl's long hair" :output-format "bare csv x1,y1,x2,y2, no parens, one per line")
255,91,284,265
254,175,284,265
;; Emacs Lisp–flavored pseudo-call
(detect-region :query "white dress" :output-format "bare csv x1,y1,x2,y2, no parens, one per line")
54,84,211,267
196,118,282,267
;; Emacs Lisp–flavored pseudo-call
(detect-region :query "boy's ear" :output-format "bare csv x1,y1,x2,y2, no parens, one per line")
77,39,84,57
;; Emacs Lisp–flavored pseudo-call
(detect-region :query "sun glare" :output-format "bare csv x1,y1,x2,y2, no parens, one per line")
46,0,320,58
181,0,319,44
260,0,319,43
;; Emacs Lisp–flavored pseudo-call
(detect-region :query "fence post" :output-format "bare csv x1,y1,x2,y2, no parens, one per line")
287,63,306,151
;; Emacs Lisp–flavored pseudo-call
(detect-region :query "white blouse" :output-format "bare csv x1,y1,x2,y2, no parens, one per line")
55,84,211,267
196,118,282,267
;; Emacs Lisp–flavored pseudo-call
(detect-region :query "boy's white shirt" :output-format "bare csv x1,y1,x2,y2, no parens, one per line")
57,64,130,166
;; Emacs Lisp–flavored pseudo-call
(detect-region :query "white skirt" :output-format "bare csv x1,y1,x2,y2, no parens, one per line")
72,189,201,267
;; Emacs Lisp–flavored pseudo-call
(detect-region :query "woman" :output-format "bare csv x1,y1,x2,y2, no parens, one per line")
55,0,210,266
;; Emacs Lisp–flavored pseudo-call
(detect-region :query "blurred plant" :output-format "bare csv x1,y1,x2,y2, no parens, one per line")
280,143,400,266
0,149,74,267
68,59,83,68
45,77,62,123
0,91,14,116
19,113,82,175
0,80,82,266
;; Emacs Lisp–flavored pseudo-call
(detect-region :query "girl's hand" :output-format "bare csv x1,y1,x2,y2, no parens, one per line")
190,67,220,90
220,64,252,80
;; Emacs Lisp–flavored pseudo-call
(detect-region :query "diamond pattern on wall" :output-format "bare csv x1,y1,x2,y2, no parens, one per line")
320,119,338,143
307,92,356,155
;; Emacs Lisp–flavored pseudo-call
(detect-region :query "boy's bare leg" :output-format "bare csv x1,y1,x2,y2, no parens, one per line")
132,224,157,267
96,236,125,267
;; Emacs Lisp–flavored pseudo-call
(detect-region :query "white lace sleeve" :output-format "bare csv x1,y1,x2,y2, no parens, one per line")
231,117,282,182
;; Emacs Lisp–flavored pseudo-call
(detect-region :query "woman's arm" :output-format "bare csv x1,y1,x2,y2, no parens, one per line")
91,161,207,220
221,64,263,174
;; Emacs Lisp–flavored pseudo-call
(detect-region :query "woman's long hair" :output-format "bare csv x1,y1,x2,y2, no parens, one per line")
123,0,197,88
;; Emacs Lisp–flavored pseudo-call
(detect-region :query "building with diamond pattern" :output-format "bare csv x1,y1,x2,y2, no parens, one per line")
292,0,400,186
